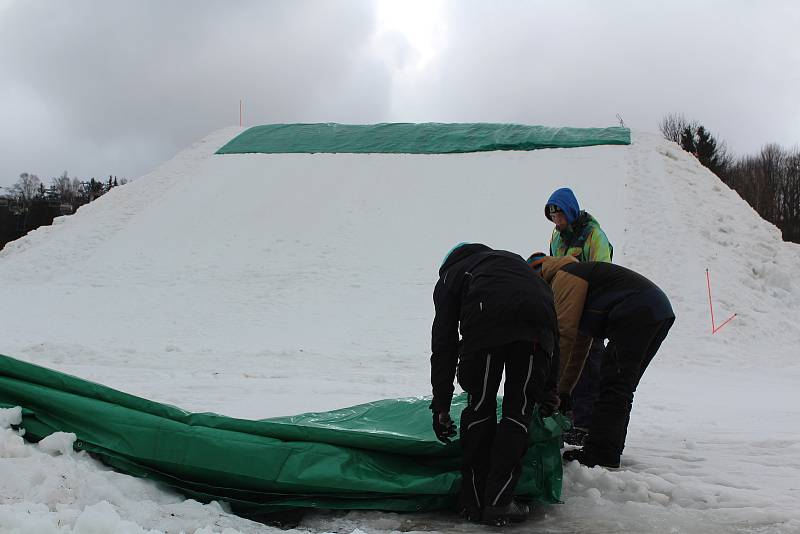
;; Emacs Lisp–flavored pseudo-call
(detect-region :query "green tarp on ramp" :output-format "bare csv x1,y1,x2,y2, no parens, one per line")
215,123,631,155
0,353,567,515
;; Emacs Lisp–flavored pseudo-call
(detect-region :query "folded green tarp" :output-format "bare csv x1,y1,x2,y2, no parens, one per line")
215,123,631,155
0,353,567,515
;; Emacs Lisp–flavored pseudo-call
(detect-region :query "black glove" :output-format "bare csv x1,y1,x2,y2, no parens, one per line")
539,399,558,418
432,411,457,443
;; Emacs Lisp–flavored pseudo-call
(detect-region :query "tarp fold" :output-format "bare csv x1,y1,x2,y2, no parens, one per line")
0,353,566,513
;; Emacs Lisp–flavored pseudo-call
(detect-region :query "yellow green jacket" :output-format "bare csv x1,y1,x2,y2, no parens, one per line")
550,211,612,262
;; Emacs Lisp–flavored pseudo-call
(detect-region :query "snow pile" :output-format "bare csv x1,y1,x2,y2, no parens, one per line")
0,407,280,533
37,431,77,456
619,135,800,365
0,405,22,428
1,127,799,533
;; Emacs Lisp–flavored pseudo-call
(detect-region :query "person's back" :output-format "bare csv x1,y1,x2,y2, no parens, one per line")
430,243,559,525
434,244,556,356
555,260,675,340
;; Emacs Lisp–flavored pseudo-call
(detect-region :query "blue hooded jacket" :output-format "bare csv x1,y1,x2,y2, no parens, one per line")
544,187,613,263
545,187,580,225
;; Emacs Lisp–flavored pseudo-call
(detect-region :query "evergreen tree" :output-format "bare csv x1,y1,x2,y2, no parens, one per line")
679,126,696,154
668,118,731,179
696,126,719,173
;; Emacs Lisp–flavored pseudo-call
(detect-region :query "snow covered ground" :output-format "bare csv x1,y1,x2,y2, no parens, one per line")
1,126,799,533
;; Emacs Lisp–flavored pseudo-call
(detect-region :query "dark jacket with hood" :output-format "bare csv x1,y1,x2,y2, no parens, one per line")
430,243,558,411
539,256,675,395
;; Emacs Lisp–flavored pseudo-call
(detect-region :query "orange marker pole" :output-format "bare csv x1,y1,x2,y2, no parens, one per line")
706,269,736,334
706,269,715,333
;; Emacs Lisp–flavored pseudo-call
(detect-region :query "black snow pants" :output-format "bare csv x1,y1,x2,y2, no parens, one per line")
456,340,550,509
570,337,605,429
584,316,675,464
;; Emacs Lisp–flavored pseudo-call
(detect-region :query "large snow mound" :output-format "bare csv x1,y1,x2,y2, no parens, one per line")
1,126,799,533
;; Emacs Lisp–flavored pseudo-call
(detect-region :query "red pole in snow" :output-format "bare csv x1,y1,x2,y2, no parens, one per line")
714,313,737,333
706,269,715,333
706,268,737,334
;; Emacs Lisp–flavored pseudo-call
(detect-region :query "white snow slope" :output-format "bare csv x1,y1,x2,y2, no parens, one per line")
1,127,799,533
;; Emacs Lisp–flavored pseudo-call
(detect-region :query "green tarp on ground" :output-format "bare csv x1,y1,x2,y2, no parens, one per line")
0,354,567,515
215,123,631,155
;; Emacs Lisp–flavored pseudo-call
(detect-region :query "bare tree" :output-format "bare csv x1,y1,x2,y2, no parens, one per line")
758,144,784,219
784,149,800,242
726,143,800,243
715,139,734,179
49,171,86,203
71,177,83,199
659,113,693,143
12,172,41,204
51,171,73,200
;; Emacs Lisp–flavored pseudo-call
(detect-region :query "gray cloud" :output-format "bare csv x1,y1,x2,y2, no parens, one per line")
387,1,800,154
0,0,390,186
1,0,798,188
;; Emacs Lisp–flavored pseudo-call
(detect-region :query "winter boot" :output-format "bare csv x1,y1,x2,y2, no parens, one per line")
457,504,483,523
562,426,588,447
562,447,620,469
482,500,530,526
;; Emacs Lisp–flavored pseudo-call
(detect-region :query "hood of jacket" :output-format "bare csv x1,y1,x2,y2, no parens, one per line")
545,187,580,225
539,255,578,283
438,243,492,276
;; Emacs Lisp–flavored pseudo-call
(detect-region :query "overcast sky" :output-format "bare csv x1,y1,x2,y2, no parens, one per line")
1,0,798,188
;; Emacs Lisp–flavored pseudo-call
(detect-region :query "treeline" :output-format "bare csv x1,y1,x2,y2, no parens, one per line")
659,113,800,243
0,172,126,250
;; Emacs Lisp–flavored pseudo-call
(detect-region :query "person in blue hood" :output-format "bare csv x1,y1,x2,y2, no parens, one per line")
542,187,613,448
544,187,612,262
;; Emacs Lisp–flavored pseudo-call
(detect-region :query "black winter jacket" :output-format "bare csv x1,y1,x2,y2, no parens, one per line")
540,256,676,395
430,243,558,411
561,261,675,340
